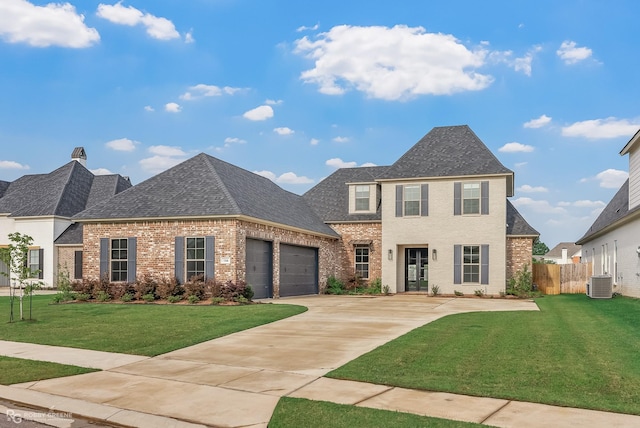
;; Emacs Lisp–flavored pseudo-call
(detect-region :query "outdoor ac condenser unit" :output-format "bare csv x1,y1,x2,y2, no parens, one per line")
588,275,613,299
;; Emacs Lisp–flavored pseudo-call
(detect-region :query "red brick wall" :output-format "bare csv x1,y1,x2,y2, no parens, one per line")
506,237,534,282
328,222,382,284
56,245,82,285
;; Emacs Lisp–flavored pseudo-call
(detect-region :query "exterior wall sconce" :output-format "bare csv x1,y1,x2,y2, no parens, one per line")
388,249,393,261
432,249,437,261
636,246,640,256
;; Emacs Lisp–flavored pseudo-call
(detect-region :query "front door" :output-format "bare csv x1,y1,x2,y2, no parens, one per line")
405,248,428,292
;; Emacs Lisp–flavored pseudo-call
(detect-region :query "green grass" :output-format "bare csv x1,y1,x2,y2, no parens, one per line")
0,295,306,356
328,294,640,415
0,356,96,385
269,397,485,428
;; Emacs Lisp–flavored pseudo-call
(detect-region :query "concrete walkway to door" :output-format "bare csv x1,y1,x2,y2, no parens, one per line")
1,295,540,427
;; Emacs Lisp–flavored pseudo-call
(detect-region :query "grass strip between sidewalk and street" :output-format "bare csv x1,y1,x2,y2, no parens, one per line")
327,294,640,415
0,356,97,385
269,397,484,428
0,295,306,356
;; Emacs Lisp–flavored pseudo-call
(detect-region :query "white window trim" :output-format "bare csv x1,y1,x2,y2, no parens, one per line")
348,184,376,214
462,245,480,284
462,182,481,215
185,237,206,281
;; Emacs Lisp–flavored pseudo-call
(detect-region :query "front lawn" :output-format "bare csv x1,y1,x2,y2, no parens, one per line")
269,397,484,428
328,294,640,415
0,356,96,385
0,295,306,356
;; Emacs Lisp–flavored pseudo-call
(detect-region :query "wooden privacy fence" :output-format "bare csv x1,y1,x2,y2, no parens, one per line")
532,262,592,295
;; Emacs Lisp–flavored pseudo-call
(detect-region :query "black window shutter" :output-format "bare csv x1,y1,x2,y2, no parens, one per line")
454,182,461,215
420,184,429,216
205,236,215,280
99,238,109,280
127,237,137,283
481,181,489,215
175,236,185,284
38,248,44,279
481,244,489,284
453,245,462,284
74,251,83,279
395,185,403,217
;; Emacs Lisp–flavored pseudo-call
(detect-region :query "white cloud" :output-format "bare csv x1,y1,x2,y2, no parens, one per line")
265,99,283,105
310,138,319,146
524,114,552,128
139,155,184,174
573,200,606,209
144,105,154,112
294,25,493,100
97,2,180,41
499,142,534,153
148,145,186,157
596,169,628,189
361,162,378,167
514,162,528,167
105,137,139,152
0,0,99,48
488,45,541,77
254,170,313,184
180,84,244,100
512,197,567,214
0,160,29,170
273,127,294,135
165,102,181,113
517,184,548,193
184,29,194,44
326,158,357,168
224,137,246,144
332,136,349,143
561,117,640,139
557,40,592,64
243,105,274,121
296,23,319,32
91,168,113,175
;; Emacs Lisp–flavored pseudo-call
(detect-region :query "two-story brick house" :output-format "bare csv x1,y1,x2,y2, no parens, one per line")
74,125,537,297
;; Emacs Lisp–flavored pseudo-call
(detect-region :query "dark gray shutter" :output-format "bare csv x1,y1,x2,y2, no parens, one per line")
38,248,44,279
175,236,184,284
99,238,109,280
127,237,137,283
420,184,429,216
453,245,462,284
205,236,215,280
395,185,403,217
454,182,461,216
481,244,489,285
481,181,489,215
74,251,83,279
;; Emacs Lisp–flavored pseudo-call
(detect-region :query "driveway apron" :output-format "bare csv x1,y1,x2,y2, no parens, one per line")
14,295,539,427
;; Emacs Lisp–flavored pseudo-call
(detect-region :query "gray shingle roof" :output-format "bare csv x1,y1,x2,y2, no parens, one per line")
381,125,513,185
74,153,339,238
545,242,581,258
577,179,639,244
506,200,539,237
303,166,389,222
54,223,83,245
0,180,10,198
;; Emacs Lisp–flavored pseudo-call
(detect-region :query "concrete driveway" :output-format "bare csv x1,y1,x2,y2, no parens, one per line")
11,295,539,427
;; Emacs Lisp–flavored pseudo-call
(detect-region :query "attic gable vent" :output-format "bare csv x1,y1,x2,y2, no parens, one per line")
71,147,87,167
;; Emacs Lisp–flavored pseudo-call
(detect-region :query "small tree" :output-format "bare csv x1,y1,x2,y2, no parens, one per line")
0,232,44,322
532,238,550,256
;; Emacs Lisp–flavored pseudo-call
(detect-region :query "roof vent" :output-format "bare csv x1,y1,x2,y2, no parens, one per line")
71,147,87,167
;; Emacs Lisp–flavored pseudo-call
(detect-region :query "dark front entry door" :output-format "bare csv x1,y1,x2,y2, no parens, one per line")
405,248,428,291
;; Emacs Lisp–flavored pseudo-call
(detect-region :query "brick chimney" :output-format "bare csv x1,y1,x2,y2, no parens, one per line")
71,147,87,167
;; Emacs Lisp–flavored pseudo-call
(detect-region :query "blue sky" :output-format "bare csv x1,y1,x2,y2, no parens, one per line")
1,0,638,249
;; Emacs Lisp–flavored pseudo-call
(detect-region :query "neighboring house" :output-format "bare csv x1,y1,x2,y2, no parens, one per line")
305,125,539,295
73,153,340,299
0,148,131,288
577,129,640,298
543,242,582,264
73,125,538,297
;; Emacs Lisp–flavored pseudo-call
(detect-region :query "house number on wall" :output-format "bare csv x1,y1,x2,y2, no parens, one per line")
220,257,231,265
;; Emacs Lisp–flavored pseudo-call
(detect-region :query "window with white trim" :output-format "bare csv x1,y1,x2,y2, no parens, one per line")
463,183,480,215
355,185,370,211
111,238,128,282
186,237,206,280
404,184,420,216
463,245,480,283
354,245,370,279
28,249,39,278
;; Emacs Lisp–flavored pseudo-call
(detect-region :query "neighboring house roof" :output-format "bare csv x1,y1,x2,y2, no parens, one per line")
577,179,640,244
54,222,83,245
74,153,339,238
506,200,539,237
0,161,130,218
0,180,10,198
303,166,389,222
545,242,581,259
380,125,514,194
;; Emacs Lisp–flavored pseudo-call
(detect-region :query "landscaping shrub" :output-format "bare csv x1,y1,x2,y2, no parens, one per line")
156,277,183,299
71,279,94,296
167,295,181,304
108,282,134,301
507,264,537,298
134,274,158,300
326,276,345,295
367,278,382,294
187,294,200,304
52,266,76,303
184,275,206,300
430,284,440,296
219,280,252,302
142,293,155,303
91,275,111,299
120,293,133,302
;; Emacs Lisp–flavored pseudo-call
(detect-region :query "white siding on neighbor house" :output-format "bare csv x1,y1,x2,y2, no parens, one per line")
629,147,640,211
381,176,508,295
581,215,640,298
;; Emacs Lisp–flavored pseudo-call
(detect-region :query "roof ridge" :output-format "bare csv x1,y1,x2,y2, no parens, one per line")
201,154,242,214
53,161,93,216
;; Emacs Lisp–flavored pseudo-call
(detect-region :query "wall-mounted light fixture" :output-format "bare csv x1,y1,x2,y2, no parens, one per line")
388,249,393,261
432,249,437,261
636,246,640,256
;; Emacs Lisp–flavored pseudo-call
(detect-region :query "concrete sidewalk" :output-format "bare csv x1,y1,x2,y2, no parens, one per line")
1,295,638,427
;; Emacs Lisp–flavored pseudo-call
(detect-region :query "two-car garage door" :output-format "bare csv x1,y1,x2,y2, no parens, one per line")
245,239,318,298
